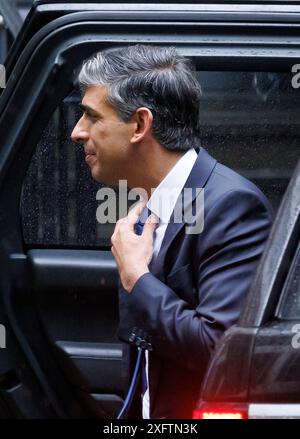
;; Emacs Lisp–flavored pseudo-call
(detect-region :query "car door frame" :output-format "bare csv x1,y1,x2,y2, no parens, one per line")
1,8,300,418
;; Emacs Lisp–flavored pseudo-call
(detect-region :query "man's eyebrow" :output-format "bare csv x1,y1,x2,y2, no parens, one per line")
79,104,102,116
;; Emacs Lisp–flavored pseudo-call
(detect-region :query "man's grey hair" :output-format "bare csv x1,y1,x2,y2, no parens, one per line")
79,44,202,151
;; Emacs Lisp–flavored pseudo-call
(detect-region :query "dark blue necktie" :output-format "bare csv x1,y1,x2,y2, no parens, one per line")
134,207,151,236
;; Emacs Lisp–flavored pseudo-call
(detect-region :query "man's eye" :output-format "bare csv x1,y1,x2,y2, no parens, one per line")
85,112,97,120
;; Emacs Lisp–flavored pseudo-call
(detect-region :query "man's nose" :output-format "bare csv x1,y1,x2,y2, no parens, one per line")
71,118,89,143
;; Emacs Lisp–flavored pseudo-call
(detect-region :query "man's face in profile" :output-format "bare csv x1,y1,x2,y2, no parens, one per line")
71,85,135,185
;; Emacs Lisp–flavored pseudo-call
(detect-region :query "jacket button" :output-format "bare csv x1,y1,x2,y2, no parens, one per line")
140,340,148,349
129,334,136,342
136,336,143,346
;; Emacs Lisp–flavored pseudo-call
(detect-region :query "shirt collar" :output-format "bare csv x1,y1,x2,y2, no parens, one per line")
146,148,198,223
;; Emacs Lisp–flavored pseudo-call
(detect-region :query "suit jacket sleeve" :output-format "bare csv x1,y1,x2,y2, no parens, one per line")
117,189,273,371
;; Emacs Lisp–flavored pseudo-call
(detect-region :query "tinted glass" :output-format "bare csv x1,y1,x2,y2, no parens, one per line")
21,69,300,248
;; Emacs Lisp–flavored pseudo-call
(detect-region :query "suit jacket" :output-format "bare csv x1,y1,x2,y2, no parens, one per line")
117,146,274,419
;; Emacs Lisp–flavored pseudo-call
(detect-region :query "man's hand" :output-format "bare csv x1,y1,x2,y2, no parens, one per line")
111,202,158,293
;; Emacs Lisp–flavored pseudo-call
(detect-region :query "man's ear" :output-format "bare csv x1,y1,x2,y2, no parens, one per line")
130,107,153,144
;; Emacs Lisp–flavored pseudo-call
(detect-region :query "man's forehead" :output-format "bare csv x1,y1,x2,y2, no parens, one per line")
82,84,108,106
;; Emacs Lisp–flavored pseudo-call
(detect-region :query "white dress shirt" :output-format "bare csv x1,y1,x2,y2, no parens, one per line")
142,147,198,419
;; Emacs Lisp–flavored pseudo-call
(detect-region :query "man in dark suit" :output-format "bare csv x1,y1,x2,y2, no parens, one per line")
71,44,273,419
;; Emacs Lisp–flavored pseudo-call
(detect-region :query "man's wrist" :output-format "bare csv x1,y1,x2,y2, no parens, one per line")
121,267,149,293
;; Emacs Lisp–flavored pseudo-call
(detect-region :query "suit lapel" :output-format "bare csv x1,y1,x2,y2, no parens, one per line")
150,146,217,280
148,147,217,414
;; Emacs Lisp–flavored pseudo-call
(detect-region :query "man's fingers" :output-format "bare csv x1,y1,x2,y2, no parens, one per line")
142,214,159,239
127,200,146,225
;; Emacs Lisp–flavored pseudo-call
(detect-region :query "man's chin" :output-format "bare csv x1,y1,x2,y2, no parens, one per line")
86,161,118,185
90,167,103,183
90,167,113,186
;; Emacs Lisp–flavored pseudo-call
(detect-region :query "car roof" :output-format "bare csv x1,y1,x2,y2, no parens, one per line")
6,0,300,76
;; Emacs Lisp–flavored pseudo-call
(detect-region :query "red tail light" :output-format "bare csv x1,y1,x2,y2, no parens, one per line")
193,402,249,419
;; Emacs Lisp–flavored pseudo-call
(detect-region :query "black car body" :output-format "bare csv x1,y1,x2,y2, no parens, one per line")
194,157,300,419
0,0,299,419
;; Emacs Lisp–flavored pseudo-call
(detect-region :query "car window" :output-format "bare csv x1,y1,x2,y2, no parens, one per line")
21,69,299,248
277,241,300,320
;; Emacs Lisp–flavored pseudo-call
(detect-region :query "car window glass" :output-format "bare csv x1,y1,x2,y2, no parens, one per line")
21,69,300,248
